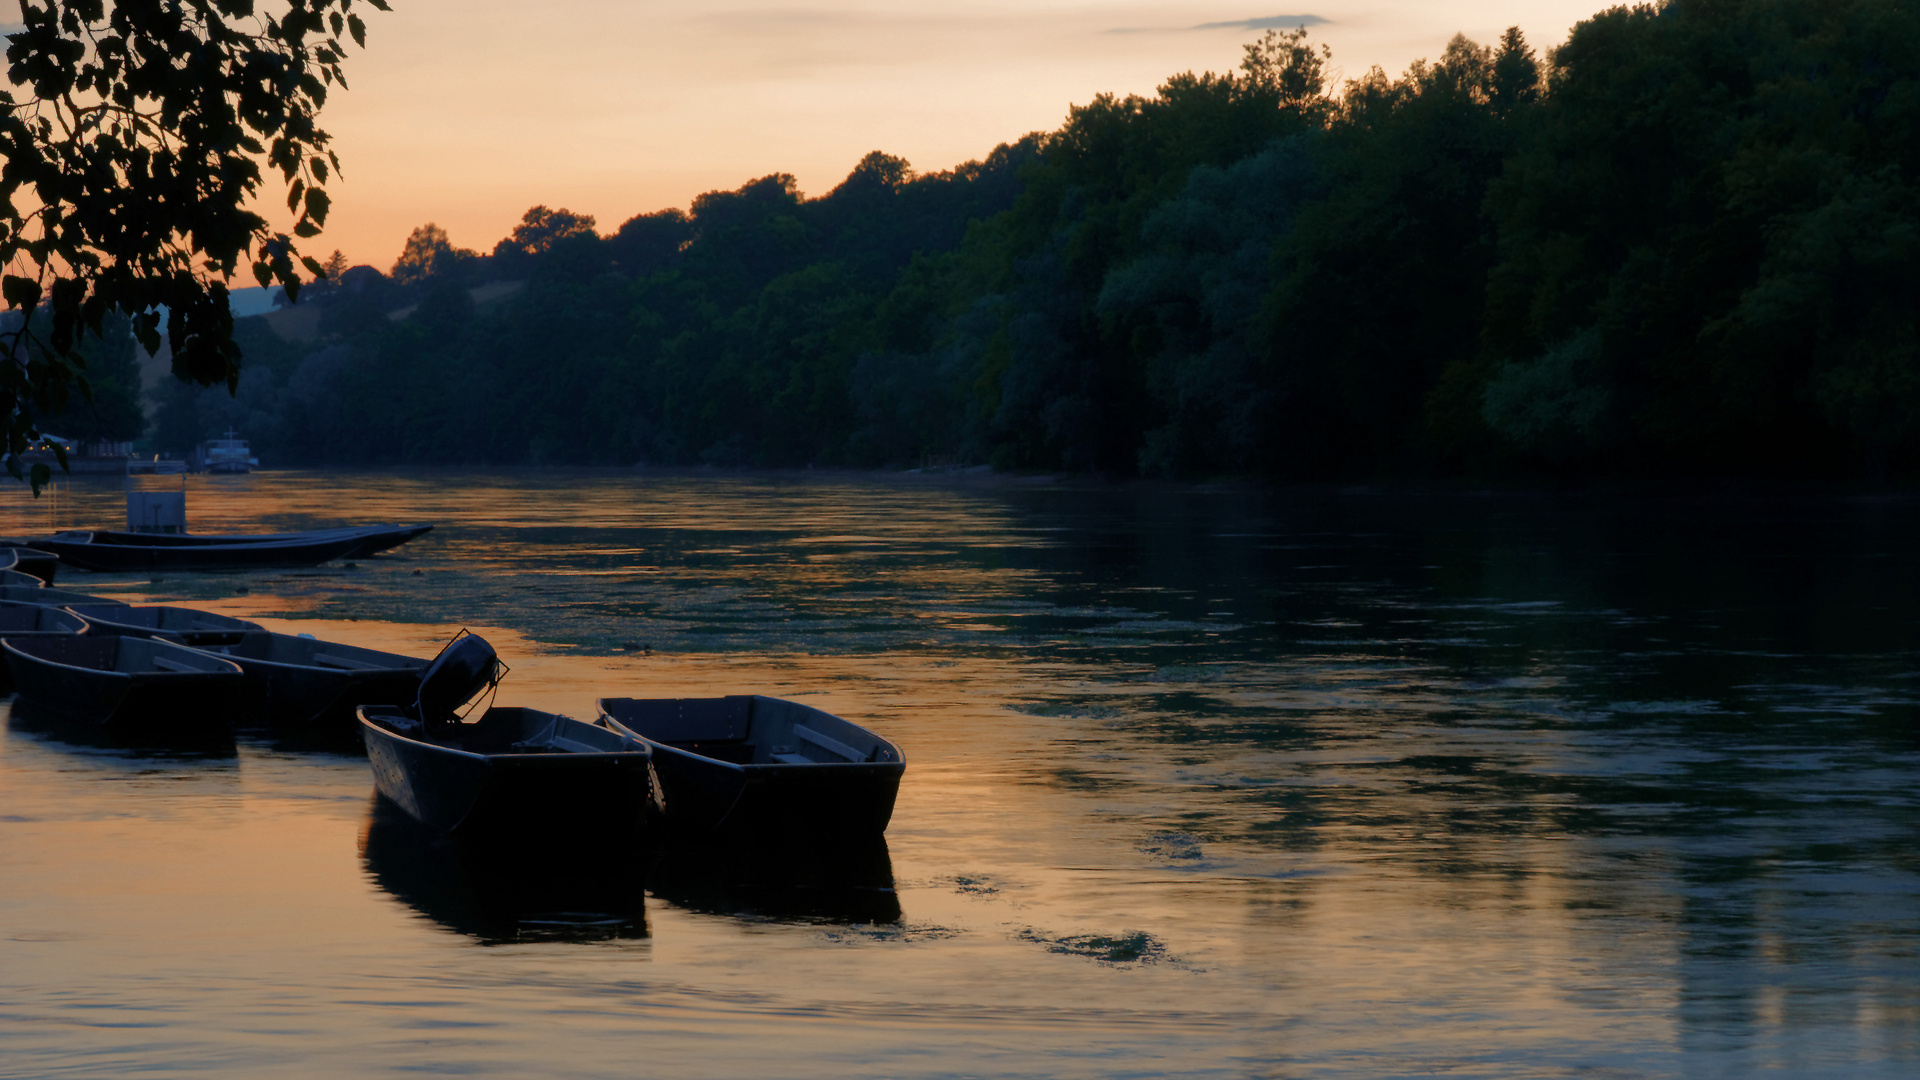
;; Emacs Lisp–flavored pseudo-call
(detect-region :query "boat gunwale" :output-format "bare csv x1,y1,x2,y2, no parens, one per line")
193,631,428,676
595,694,904,772
0,635,243,679
359,707,654,765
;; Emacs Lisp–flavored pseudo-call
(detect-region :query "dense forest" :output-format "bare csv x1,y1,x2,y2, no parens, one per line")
114,0,1920,481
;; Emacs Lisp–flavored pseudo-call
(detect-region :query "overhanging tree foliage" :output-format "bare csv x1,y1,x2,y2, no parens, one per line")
0,0,385,489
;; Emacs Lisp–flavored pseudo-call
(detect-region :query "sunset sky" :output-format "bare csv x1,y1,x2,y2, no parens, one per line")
304,2,1603,270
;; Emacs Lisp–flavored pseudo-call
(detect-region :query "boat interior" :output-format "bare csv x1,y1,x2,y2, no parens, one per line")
366,706,646,756
597,695,898,766
0,602,86,633
222,631,427,672
67,604,258,633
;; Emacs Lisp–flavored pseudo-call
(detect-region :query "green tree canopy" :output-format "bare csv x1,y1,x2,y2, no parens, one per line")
495,205,597,258
390,222,477,286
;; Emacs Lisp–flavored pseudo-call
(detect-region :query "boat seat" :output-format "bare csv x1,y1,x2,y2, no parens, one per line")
315,653,386,670
151,656,201,673
770,751,812,765
792,724,862,763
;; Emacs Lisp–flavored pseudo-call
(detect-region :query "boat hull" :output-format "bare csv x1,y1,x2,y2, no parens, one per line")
35,532,370,572
649,748,904,835
0,602,87,694
597,695,904,836
0,586,125,607
361,706,661,840
198,631,426,740
2,636,242,737
237,661,423,735
0,546,59,585
75,524,431,555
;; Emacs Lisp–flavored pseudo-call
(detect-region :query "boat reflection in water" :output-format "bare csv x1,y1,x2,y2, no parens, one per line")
358,793,649,944
5,695,239,757
646,831,902,925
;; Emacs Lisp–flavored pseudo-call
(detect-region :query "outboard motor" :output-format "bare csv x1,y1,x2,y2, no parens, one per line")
415,632,501,727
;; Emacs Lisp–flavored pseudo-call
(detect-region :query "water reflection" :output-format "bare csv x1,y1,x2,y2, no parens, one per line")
648,833,902,925
358,793,649,944
6,698,239,758
2,472,1916,1075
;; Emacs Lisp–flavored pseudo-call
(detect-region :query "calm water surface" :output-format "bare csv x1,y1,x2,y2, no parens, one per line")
1,471,1916,1078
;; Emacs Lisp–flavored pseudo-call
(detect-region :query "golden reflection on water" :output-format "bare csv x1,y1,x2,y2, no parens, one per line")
1,470,1915,1076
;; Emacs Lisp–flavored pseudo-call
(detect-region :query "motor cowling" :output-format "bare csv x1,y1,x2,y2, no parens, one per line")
415,632,500,724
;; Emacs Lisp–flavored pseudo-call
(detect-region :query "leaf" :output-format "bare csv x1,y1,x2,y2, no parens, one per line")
294,220,321,238
29,462,51,495
304,186,331,227
132,313,160,356
287,177,306,214
348,14,366,48
2,275,41,311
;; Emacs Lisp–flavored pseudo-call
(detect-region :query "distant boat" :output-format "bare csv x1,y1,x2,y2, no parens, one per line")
596,694,904,835
30,523,430,572
1,634,244,736
359,634,663,838
196,430,255,473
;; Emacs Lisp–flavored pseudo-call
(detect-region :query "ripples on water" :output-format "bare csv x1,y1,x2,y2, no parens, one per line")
1,471,1916,1077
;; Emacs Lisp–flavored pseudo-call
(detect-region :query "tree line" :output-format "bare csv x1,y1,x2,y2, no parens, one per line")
136,0,1920,481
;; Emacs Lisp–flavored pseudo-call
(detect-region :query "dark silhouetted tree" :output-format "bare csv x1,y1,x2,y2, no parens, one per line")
0,0,386,488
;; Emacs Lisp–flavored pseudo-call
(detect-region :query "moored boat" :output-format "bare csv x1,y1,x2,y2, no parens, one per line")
359,634,662,838
1,634,244,735
32,530,374,572
0,600,88,636
0,585,128,607
0,601,89,693
340,524,434,558
0,567,43,587
70,523,431,557
209,631,429,734
596,694,904,835
67,603,263,647
0,546,58,585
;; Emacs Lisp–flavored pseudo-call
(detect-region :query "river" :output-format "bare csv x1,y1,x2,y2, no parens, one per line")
1,470,1915,1078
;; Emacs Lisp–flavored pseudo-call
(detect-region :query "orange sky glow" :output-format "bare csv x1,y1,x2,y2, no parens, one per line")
287,2,1604,271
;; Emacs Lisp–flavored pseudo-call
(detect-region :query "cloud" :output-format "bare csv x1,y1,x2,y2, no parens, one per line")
1110,14,1327,35
1192,15,1327,31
